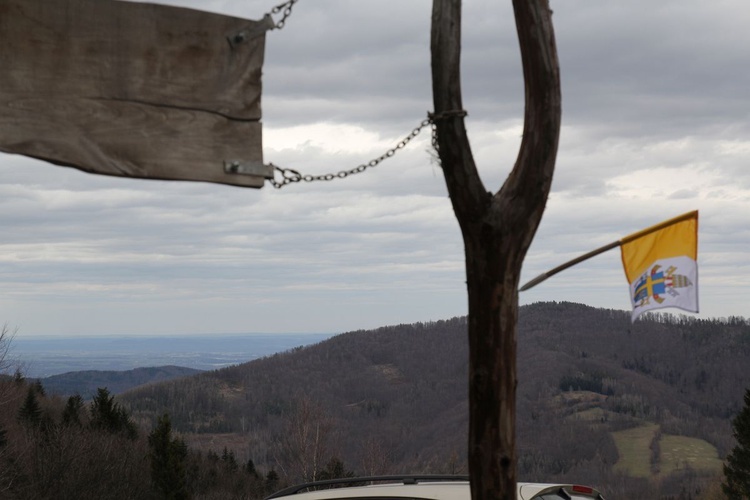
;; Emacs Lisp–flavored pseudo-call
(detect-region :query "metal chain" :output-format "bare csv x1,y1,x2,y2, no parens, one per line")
268,110,466,189
269,118,433,189
270,0,298,29
261,0,467,187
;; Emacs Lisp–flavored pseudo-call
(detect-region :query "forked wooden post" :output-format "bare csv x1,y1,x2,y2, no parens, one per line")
430,1,561,499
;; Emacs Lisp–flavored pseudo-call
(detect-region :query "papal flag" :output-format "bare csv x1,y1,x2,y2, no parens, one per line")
620,211,699,321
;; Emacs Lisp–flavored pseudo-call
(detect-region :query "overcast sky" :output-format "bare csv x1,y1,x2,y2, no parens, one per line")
2,0,750,337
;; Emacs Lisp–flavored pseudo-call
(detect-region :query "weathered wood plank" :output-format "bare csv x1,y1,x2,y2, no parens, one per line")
0,0,272,187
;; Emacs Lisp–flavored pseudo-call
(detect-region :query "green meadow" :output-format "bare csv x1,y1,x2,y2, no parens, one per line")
612,424,723,478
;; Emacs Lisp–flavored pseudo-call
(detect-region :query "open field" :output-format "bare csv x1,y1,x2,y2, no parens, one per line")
613,423,723,478
613,423,659,477
660,434,723,475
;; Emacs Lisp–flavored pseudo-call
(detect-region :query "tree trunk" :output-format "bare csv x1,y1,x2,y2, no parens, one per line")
430,1,561,499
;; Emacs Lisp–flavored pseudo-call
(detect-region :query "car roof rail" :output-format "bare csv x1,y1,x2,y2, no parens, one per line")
265,474,471,499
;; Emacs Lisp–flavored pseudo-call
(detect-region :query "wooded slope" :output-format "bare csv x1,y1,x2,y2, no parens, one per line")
120,301,750,496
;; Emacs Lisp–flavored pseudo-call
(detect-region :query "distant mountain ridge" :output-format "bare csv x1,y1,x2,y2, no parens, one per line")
39,365,202,397
116,301,750,497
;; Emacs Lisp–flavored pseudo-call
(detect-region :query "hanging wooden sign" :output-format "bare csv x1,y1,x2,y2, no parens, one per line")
0,0,273,187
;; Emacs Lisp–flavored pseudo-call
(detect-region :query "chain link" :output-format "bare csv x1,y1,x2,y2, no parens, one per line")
261,0,467,188
270,0,298,29
268,110,466,189
270,118,434,189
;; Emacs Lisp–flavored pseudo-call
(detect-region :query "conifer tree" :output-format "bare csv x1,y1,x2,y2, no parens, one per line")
723,388,750,499
17,386,41,426
245,458,260,479
32,379,45,397
148,413,189,500
316,457,355,481
89,387,137,439
265,469,279,494
62,394,84,426
221,447,239,472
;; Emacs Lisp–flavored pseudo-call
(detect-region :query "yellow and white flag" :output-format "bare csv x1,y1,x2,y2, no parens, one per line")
620,211,699,321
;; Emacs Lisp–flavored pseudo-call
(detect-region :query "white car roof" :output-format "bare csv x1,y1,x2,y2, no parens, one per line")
269,481,469,500
265,477,604,500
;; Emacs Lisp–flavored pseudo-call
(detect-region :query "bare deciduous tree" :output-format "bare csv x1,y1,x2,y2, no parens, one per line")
274,396,335,483
359,436,393,476
0,324,21,409
0,324,17,375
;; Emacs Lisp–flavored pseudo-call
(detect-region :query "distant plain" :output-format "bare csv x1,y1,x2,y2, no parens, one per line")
12,333,334,377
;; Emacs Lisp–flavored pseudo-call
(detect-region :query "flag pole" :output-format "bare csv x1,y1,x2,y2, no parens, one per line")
519,210,698,292
519,240,621,291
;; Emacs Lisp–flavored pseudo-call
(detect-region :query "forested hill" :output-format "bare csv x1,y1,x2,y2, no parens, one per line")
38,365,202,397
120,301,750,497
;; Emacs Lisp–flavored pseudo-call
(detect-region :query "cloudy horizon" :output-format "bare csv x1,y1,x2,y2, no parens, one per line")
2,0,750,337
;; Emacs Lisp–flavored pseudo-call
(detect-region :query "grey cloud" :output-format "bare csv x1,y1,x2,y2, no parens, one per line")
4,0,750,334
